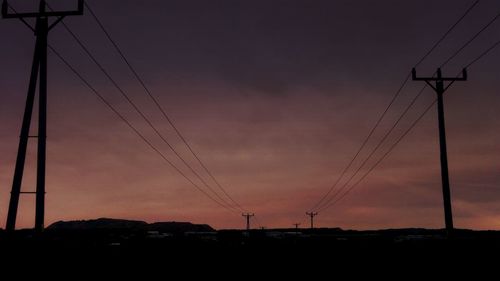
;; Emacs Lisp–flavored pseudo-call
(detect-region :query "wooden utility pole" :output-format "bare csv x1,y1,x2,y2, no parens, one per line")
306,212,318,229
242,213,254,230
412,67,467,234
2,0,84,232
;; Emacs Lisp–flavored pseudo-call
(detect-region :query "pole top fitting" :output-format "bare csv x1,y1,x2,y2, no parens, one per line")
39,0,46,13
437,68,442,79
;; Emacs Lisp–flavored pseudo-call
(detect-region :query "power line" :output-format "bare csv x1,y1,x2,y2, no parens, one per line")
321,9,500,211
316,84,428,212
48,6,240,212
309,0,479,212
309,73,411,212
83,1,246,213
465,38,500,68
414,0,480,68
48,45,238,213
323,100,437,210
440,8,500,68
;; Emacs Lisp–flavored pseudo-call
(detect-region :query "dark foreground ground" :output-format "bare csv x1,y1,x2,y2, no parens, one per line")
1,228,499,277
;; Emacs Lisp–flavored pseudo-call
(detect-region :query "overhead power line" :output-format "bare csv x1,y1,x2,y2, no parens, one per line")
414,0,480,68
316,84,428,213
320,5,500,211
309,0,480,213
322,100,437,210
45,0,241,212
83,1,247,213
440,8,500,68
48,45,238,213
309,74,411,212
465,38,500,68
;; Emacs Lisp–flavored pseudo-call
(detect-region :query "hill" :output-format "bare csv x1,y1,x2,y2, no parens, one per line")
47,218,214,233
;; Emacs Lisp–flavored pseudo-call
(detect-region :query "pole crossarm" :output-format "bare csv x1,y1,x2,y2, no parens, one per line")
2,0,83,19
412,68,467,92
412,68,467,81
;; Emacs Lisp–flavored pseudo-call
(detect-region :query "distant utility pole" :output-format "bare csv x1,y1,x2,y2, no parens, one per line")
242,213,254,230
293,223,301,230
306,212,318,229
412,67,467,234
2,0,84,232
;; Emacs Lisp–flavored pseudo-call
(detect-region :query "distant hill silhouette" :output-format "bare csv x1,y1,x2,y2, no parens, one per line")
47,218,214,233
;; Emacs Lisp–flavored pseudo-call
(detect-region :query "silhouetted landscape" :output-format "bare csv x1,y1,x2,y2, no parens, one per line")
2,1,500,276
2,218,500,269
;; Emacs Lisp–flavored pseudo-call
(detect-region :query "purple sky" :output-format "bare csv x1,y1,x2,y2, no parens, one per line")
0,0,499,230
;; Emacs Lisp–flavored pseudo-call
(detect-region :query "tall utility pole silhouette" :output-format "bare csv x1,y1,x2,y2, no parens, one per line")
2,0,84,232
306,212,318,229
242,213,254,230
412,67,467,234
293,223,301,230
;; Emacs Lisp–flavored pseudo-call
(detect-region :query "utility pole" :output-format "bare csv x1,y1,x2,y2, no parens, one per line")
242,213,254,231
412,67,467,235
293,223,301,230
2,0,84,232
306,212,318,229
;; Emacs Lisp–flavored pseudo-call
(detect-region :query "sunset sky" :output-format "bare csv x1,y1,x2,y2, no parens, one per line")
0,0,499,230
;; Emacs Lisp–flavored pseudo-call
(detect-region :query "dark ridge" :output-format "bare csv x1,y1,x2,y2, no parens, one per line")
47,218,214,233
47,218,148,230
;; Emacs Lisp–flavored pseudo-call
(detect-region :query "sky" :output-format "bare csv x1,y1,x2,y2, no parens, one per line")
0,0,499,230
